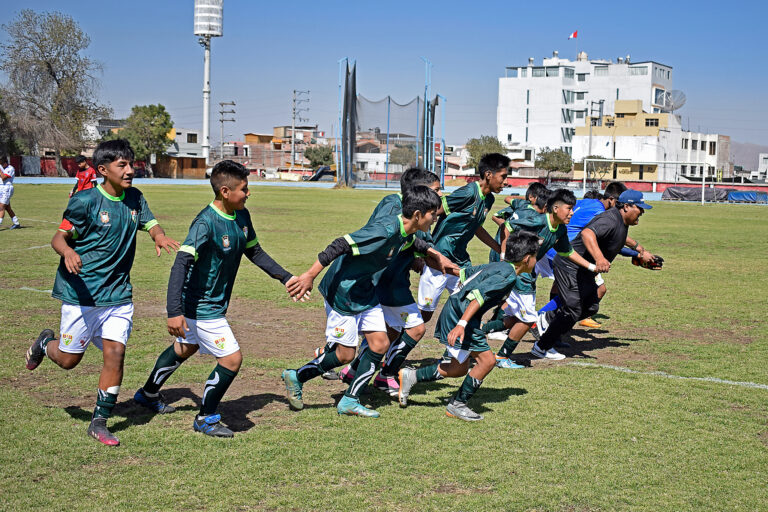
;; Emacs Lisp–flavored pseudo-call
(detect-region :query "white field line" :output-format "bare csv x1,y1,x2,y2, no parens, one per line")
570,362,768,391
19,287,53,294
0,244,50,253
19,218,59,224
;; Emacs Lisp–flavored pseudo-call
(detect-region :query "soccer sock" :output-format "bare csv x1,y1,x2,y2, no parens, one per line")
11,216,18,225
143,344,185,394
454,375,482,404
482,318,506,334
93,386,119,419
380,331,419,377
497,337,519,358
200,364,237,416
297,343,342,383
415,363,444,383
344,349,383,399
349,339,368,372
539,296,562,314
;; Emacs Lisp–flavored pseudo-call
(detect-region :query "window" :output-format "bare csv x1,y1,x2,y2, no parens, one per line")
629,66,648,75
190,158,198,168
709,141,716,155
576,92,585,100
654,88,666,105
681,165,687,174
691,140,698,150
526,109,529,123
576,111,584,119
594,66,608,76
520,68,527,77
699,166,704,175
562,90,575,104
525,149,532,160
546,67,559,77
564,68,574,79
532,67,545,77
577,73,587,81
507,134,512,142
616,88,620,99
508,68,518,77
616,113,625,118
645,118,659,127
605,119,614,127
525,127,528,142
682,138,688,149
526,90,530,104
187,133,198,143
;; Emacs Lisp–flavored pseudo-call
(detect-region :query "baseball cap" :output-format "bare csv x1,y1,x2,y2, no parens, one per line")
618,189,652,209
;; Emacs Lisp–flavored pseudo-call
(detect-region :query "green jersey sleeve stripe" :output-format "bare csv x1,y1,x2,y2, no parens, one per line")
245,238,259,249
441,195,451,215
179,245,198,261
558,249,575,257
459,267,466,283
504,221,514,232
343,234,360,256
469,289,485,307
142,219,159,231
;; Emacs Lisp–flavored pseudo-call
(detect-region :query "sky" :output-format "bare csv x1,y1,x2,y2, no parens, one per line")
2,0,767,148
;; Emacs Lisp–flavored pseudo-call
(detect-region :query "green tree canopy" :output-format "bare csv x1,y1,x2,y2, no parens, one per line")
107,104,173,177
304,145,334,169
465,135,507,169
389,145,417,167
535,147,573,183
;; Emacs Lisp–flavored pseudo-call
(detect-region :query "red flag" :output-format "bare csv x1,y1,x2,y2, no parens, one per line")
568,31,578,39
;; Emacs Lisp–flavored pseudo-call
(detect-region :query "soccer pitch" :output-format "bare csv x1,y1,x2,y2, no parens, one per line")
1,183,766,511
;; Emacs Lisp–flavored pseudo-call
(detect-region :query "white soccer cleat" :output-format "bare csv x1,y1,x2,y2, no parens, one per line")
531,343,566,361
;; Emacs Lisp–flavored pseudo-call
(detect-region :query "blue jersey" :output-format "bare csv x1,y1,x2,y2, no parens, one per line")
567,199,605,241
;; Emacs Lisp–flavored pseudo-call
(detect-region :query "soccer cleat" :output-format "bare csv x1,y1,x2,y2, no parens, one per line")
338,365,355,384
193,414,234,438
321,369,340,380
494,357,525,369
281,369,304,410
397,368,417,407
535,313,549,338
486,331,509,342
445,400,483,421
529,323,540,342
373,373,400,397
579,317,602,329
336,395,379,418
531,343,566,361
133,388,176,414
9,223,20,230
87,417,120,446
25,329,54,371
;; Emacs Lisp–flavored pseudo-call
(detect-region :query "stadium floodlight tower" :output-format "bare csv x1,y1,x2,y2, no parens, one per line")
194,0,223,163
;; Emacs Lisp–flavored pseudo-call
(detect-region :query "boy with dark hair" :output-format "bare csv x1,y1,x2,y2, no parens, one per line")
25,139,179,446
134,160,304,438
489,182,548,263
282,186,455,418
398,230,540,421
0,155,20,229
70,155,98,197
417,153,510,323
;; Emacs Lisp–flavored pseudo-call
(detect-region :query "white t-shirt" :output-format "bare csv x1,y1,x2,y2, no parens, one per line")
1,165,15,186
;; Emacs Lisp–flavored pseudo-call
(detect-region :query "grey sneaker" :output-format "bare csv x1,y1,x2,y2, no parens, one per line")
193,414,234,438
134,388,176,414
445,400,483,421
397,368,417,407
87,417,120,446
26,329,54,370
321,369,340,381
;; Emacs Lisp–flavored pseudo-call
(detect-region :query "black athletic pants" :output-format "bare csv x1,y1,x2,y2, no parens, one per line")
537,255,601,351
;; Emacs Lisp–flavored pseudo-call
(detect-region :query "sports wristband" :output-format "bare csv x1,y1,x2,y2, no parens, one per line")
457,320,468,328
500,252,505,261
631,241,640,250
588,263,596,272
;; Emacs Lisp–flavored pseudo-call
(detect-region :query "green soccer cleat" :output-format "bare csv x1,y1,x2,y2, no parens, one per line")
281,369,304,410
336,396,379,418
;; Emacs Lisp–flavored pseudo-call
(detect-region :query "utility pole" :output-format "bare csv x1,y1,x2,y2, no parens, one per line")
291,90,310,169
218,101,236,161
584,99,604,193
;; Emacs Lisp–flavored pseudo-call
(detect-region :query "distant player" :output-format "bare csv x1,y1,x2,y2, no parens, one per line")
418,153,510,323
70,155,98,197
0,155,21,229
488,182,548,263
134,160,304,438
24,139,179,446
397,230,540,421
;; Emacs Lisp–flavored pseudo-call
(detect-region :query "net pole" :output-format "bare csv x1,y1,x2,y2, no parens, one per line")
415,97,420,165
385,96,391,188
439,94,446,186
337,58,347,185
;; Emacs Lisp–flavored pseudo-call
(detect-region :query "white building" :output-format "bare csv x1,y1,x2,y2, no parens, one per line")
497,51,674,156
753,153,768,181
167,128,203,158
572,100,730,182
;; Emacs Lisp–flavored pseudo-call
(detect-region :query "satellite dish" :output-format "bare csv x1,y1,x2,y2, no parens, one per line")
660,90,686,112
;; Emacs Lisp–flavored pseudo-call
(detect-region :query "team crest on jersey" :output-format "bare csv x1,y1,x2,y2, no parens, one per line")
333,327,345,338
214,337,226,349
222,234,230,248
130,210,137,223
423,297,433,306
99,211,110,224
62,334,73,346
242,226,248,238
400,312,409,322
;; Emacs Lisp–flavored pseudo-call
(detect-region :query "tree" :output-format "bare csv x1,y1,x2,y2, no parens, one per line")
465,135,507,169
0,10,110,175
535,147,573,184
304,145,334,169
584,155,613,181
106,104,173,178
389,145,417,167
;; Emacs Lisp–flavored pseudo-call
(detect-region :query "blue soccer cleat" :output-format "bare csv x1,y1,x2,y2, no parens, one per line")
337,396,379,418
134,388,176,414
281,369,304,410
193,414,233,438
494,357,524,369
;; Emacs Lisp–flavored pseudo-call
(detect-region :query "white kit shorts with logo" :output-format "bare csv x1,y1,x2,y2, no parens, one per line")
324,301,386,348
0,184,14,205
381,303,424,332
503,291,538,324
177,317,239,358
58,302,134,353
417,265,460,312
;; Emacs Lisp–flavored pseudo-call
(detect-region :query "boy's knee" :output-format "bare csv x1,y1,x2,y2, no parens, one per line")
218,350,242,372
336,345,355,364
56,353,82,370
407,324,426,340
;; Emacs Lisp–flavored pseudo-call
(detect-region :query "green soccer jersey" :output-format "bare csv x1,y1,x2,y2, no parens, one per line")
177,203,259,320
432,181,494,267
505,212,573,294
435,262,520,353
319,213,415,315
52,185,157,306
489,199,533,263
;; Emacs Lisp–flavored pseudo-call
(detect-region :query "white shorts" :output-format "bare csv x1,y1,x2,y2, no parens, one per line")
535,257,555,280
503,291,538,324
444,345,471,364
58,302,134,354
177,317,239,358
381,303,424,332
595,273,605,287
0,185,13,204
418,265,460,312
324,301,387,348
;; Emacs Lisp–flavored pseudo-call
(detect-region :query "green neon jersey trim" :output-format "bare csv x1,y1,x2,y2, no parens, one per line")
441,195,451,215
505,220,514,232
398,214,407,237
179,244,198,261
245,238,259,249
142,219,159,232
459,267,466,283
558,249,575,257
546,213,557,232
397,193,403,200
344,234,360,256
96,184,125,201
209,202,236,220
469,289,485,307
476,181,486,200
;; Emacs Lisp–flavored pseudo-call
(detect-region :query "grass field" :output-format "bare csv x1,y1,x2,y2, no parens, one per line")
1,183,766,511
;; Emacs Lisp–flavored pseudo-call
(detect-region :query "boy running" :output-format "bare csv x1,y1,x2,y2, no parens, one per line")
70,155,99,197
25,139,179,446
418,153,510,323
282,186,455,418
0,155,20,229
398,230,540,421
488,182,547,263
133,160,303,438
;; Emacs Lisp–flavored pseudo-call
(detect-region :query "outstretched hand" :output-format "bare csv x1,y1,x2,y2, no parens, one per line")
285,275,312,302
167,315,189,339
447,325,464,347
155,235,181,256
